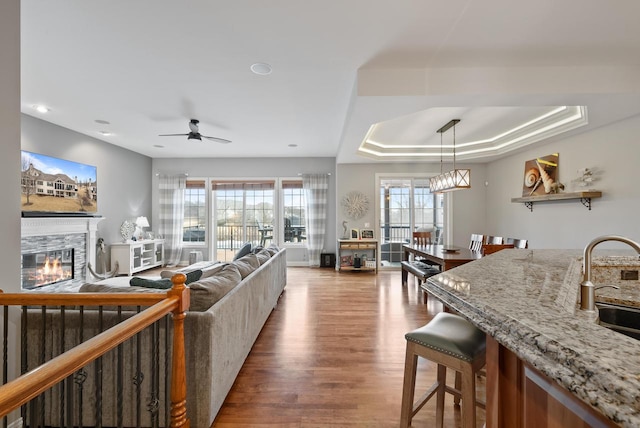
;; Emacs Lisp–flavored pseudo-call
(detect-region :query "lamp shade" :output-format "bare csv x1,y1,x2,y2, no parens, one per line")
135,216,150,228
430,118,471,193
429,169,471,193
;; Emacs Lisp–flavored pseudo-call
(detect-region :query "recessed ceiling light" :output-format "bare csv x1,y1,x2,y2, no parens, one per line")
98,131,112,136
153,145,165,148
250,62,272,75
288,144,298,148
33,104,49,113
95,119,110,125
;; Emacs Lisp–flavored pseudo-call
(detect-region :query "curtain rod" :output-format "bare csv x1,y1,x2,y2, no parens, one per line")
297,172,331,176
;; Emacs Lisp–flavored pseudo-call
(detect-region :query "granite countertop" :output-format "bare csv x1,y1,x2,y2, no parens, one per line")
424,249,640,427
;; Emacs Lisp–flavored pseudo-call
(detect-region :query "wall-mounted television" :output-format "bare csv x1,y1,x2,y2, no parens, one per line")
21,150,98,217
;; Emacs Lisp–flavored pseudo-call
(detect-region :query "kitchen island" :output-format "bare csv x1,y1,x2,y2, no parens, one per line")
423,249,640,427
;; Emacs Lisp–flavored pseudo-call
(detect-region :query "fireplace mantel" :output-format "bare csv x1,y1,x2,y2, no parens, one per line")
21,216,104,237
21,217,105,285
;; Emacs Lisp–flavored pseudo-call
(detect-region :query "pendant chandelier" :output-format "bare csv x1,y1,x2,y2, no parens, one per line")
429,119,471,193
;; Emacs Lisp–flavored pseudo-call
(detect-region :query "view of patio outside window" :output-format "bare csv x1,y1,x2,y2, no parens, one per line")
212,181,274,261
183,180,206,243
379,178,443,266
413,179,444,235
282,180,306,244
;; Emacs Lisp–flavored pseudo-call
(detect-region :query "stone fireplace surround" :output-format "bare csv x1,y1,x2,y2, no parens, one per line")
21,217,104,291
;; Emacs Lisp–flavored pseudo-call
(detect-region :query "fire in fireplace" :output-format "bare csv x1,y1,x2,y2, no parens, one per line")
22,249,74,289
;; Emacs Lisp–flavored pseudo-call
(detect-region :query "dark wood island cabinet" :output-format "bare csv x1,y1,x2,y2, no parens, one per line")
424,249,639,427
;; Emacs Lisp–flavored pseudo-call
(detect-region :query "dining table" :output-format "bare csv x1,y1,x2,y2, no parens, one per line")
402,243,482,271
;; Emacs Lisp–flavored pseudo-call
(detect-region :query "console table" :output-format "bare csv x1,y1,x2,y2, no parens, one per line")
338,239,378,273
111,239,164,275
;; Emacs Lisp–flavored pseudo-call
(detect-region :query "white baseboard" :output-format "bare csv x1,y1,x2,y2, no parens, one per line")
8,417,23,428
287,261,309,267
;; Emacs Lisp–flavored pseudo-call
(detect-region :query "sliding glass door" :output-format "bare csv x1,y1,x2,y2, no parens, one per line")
211,180,275,261
378,177,444,266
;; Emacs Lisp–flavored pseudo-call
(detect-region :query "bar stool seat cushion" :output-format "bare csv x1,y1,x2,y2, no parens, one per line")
405,312,485,362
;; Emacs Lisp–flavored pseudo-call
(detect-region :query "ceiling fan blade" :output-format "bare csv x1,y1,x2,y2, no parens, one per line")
202,135,232,144
159,133,189,137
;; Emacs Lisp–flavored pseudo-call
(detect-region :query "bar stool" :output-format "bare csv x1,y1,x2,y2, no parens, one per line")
400,312,486,428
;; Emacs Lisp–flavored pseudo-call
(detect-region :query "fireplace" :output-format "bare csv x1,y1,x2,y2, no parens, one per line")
21,217,104,291
22,249,74,289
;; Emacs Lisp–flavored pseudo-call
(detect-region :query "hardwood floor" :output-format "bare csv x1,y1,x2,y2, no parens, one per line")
212,268,486,427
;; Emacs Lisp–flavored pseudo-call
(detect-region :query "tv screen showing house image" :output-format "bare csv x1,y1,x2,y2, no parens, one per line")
21,150,98,215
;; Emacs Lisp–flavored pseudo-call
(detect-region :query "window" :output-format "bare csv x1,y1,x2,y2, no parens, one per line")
211,180,275,261
282,180,306,244
183,180,206,243
413,179,443,234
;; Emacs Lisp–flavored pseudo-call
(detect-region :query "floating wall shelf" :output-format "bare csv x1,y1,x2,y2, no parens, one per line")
511,191,602,212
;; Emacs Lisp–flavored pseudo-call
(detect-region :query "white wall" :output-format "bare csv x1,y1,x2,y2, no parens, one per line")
152,157,337,264
0,0,21,291
485,114,640,249
336,162,487,249
1,2,23,424
21,115,153,257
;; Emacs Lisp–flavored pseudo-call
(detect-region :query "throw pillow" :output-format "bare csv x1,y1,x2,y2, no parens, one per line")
233,242,253,261
129,277,173,289
131,269,202,289
188,264,242,311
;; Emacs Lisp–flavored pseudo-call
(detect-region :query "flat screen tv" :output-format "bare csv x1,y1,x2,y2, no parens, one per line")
21,150,98,216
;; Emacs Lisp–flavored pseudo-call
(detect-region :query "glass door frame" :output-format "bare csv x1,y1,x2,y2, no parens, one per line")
374,173,453,268
209,177,278,262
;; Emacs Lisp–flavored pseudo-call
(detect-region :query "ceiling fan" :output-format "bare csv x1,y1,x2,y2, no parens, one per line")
159,119,231,144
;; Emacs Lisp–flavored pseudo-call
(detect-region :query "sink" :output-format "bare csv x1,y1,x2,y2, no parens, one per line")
596,303,640,340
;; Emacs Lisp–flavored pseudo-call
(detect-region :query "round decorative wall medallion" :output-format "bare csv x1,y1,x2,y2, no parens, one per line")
341,191,369,220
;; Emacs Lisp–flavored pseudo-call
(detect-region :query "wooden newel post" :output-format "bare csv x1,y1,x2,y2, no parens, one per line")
168,274,191,428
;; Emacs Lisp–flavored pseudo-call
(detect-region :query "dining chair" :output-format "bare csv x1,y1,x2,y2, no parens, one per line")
484,236,503,245
256,220,273,246
469,234,484,252
433,228,442,245
482,243,515,255
505,238,528,249
284,217,301,242
412,231,432,246
411,231,439,269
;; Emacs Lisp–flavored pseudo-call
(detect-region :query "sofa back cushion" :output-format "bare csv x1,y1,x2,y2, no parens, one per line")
264,244,280,256
188,264,242,311
231,254,260,279
255,249,272,265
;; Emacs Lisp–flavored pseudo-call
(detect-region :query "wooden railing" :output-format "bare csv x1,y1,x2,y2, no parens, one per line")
0,274,191,428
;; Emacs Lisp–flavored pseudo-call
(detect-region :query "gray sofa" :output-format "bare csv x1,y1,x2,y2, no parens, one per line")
26,246,287,427
183,246,286,426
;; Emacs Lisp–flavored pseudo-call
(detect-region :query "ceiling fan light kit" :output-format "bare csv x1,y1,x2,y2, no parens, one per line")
429,119,471,193
159,118,231,144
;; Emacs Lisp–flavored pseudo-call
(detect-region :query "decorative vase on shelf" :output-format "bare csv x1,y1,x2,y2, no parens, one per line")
120,220,134,242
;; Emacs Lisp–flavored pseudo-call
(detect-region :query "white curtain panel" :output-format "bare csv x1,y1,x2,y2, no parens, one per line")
158,175,186,267
302,174,328,267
